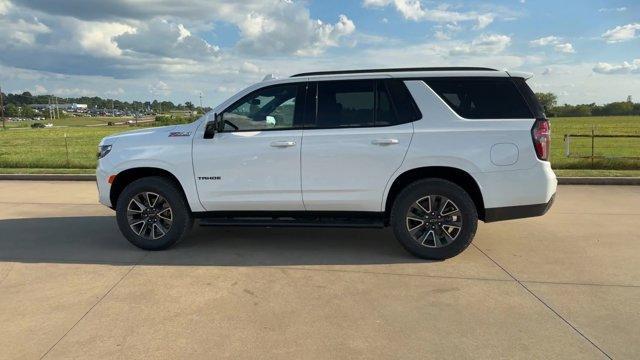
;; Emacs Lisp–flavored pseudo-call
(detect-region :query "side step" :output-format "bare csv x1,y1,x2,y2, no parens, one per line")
197,211,385,228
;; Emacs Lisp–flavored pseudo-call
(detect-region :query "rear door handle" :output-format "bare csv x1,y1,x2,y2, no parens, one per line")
270,140,296,148
371,138,399,146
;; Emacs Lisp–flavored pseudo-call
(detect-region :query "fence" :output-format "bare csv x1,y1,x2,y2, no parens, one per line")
563,126,640,168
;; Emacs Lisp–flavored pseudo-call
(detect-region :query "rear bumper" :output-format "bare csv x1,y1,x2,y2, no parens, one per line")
484,193,555,222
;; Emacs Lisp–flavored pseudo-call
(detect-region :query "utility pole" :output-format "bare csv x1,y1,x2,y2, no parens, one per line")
0,84,5,130
55,96,60,119
199,92,203,111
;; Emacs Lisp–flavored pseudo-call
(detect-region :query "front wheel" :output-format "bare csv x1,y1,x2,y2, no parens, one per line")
390,179,478,260
116,176,193,250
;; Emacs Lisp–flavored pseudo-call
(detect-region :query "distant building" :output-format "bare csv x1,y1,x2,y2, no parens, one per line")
29,103,88,112
69,103,88,110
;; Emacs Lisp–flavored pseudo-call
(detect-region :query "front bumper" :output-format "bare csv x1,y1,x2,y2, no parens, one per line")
96,166,113,208
484,193,555,223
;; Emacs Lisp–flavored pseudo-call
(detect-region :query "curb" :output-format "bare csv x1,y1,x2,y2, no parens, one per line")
557,177,640,185
1,174,640,185
0,174,96,181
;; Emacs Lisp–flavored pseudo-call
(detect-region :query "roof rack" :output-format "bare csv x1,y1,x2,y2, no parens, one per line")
291,67,497,78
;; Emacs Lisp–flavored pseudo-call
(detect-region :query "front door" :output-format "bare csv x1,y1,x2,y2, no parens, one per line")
193,83,306,211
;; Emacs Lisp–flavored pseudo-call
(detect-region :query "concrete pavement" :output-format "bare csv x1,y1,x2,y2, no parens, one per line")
0,181,638,359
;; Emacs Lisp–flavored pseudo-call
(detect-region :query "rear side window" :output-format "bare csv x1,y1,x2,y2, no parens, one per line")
424,78,533,119
309,79,421,128
316,80,374,128
512,77,545,118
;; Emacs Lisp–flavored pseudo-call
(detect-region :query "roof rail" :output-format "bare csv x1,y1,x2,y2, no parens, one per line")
291,67,497,78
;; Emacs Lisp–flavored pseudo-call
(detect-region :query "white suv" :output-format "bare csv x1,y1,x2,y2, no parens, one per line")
97,67,556,259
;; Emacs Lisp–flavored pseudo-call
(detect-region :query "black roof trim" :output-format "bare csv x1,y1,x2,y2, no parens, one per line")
291,67,498,78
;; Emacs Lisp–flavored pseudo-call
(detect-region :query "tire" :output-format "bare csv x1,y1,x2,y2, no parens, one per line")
390,179,478,260
116,176,193,250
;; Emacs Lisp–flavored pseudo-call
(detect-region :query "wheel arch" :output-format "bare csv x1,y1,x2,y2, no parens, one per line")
384,166,485,223
109,167,191,211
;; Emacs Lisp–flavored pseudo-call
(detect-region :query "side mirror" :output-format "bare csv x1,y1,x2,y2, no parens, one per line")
203,120,216,139
204,113,223,139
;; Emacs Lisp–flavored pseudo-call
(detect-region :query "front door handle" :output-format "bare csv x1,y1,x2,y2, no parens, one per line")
270,140,296,148
372,138,399,146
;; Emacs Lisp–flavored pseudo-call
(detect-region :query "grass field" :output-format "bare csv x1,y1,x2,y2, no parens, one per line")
550,116,640,170
0,126,127,168
1,115,639,174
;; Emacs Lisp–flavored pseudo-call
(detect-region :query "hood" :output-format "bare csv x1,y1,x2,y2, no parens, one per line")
100,125,177,145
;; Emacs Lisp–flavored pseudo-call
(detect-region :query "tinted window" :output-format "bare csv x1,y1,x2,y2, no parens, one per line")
385,80,422,123
224,84,302,131
512,78,545,118
424,78,533,119
376,81,396,126
316,80,374,128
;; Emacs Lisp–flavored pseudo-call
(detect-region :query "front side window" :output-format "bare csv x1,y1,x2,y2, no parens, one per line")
316,80,375,128
223,84,301,131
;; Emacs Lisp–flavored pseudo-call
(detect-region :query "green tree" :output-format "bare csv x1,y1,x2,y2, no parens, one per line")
535,92,558,112
5,103,20,117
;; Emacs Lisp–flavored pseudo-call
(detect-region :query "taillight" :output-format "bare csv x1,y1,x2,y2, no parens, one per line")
531,118,550,161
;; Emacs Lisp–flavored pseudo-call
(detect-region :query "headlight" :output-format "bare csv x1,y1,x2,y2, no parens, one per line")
97,144,113,159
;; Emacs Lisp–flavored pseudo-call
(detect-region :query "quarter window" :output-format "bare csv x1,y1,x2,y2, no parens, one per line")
424,78,533,119
223,85,301,131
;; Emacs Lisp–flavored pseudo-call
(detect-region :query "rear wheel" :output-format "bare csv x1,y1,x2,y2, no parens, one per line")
116,176,193,250
390,179,478,260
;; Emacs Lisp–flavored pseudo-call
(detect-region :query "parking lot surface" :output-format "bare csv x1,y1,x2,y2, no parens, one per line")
0,181,639,359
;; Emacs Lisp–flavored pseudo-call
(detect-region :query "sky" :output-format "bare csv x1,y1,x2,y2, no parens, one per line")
0,0,639,107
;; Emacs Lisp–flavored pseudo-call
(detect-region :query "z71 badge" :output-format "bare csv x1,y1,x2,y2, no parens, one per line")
169,131,191,137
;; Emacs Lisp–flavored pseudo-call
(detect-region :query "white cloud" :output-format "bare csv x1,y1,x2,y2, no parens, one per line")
601,23,640,43
529,35,575,54
115,19,220,59
593,60,640,75
363,0,495,30
554,43,575,54
0,0,10,15
598,7,626,12
449,34,511,56
0,15,51,46
434,30,450,41
237,7,355,56
240,61,261,74
541,67,571,76
53,87,97,97
148,81,171,96
33,84,48,95
76,22,133,57
105,88,125,96
530,36,560,47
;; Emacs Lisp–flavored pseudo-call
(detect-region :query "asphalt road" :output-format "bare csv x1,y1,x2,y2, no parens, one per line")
0,181,638,359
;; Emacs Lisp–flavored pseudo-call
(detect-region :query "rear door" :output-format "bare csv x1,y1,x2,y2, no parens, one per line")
300,79,419,211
